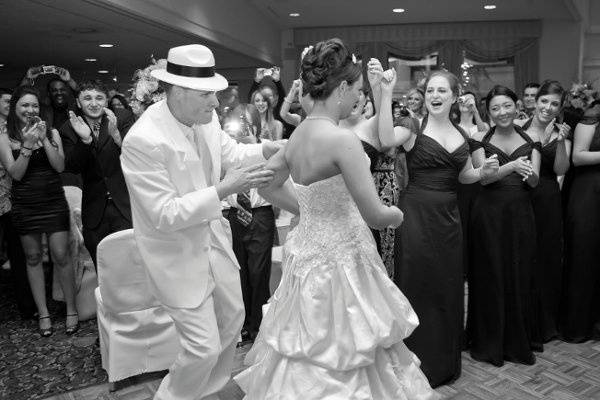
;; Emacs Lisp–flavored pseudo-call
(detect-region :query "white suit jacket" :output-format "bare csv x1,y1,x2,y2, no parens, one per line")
120,100,265,308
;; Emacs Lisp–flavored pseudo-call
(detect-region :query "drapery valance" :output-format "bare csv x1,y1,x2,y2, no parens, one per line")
294,20,541,94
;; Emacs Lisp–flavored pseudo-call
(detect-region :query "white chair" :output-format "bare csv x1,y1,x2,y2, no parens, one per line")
95,229,180,386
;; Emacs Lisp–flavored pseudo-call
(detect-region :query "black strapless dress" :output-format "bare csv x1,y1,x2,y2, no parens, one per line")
11,148,69,235
394,127,469,387
561,112,600,342
467,127,541,367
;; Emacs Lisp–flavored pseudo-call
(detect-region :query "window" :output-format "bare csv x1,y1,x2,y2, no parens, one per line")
461,57,515,98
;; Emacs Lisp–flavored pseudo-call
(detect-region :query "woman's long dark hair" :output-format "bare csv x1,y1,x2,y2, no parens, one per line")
109,93,132,112
6,86,55,146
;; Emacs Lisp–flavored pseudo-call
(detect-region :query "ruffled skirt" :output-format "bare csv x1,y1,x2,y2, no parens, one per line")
234,229,440,399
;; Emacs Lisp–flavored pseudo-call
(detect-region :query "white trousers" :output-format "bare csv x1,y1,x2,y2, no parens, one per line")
154,248,244,400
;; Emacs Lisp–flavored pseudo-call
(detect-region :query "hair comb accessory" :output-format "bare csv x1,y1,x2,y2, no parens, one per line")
301,45,314,61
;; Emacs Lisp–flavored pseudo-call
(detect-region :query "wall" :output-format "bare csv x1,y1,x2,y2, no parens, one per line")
583,0,600,85
538,19,582,87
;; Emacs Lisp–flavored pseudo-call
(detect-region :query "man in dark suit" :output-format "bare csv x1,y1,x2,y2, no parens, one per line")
59,81,133,266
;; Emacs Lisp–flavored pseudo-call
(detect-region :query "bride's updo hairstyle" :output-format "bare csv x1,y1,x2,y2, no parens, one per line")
301,38,362,100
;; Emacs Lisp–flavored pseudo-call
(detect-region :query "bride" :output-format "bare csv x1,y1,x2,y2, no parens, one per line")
234,38,439,399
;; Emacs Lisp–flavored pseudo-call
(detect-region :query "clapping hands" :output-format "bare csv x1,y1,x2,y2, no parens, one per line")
22,117,44,146
68,111,92,141
545,118,571,143
480,154,499,180
511,156,534,181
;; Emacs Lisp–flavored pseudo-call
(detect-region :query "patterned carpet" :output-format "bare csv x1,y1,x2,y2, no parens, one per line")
0,267,106,400
2,266,600,400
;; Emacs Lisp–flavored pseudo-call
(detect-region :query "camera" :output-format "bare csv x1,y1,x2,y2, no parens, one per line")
399,105,410,117
42,65,57,75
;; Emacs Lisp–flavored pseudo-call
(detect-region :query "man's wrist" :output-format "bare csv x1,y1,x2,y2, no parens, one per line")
215,182,232,200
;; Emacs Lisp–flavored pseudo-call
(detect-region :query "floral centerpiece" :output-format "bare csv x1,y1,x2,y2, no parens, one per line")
128,57,167,116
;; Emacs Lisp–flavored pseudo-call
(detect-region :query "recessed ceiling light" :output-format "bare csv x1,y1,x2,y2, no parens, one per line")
0,64,4,67
85,58,97,62
289,12,300,17
97,70,109,74
99,43,114,48
392,8,405,13
484,4,496,10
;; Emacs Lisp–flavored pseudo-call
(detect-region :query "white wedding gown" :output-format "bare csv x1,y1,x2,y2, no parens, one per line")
234,173,440,400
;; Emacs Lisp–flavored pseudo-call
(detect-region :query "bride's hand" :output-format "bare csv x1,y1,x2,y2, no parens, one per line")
387,206,404,229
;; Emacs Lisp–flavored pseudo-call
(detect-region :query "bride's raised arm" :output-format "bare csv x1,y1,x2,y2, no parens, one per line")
334,129,403,229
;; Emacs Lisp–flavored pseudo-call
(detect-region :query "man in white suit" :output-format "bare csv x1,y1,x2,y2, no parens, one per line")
120,44,281,400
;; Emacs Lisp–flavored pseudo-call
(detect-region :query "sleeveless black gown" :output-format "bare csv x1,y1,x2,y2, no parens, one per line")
394,124,469,387
522,119,565,342
467,126,541,366
11,148,69,235
561,109,600,342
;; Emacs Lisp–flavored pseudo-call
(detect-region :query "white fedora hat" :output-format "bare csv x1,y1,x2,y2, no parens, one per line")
151,44,228,91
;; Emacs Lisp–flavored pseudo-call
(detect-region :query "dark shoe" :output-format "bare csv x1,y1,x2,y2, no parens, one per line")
38,315,53,337
65,313,79,335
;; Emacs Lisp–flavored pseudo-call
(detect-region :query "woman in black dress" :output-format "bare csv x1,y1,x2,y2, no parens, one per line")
341,59,406,278
0,86,76,337
383,70,499,387
561,101,600,342
468,85,542,366
519,81,571,343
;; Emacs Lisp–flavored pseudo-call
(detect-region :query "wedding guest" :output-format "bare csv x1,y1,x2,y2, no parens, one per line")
0,88,10,124
340,62,403,278
59,81,133,266
0,87,35,319
389,70,498,386
521,80,571,342
42,73,78,130
455,91,489,278
407,88,426,124
279,79,314,128
251,90,283,141
520,82,540,119
109,93,133,113
248,67,295,138
222,103,275,343
0,86,77,336
468,85,541,366
561,100,600,343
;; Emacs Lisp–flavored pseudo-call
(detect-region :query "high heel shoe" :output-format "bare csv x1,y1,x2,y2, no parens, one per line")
38,315,53,337
65,313,79,335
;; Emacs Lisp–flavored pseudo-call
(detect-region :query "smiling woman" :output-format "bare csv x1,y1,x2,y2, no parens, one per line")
393,70,496,388
467,84,543,367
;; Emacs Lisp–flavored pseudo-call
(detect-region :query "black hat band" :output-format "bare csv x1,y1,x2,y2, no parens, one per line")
166,62,215,78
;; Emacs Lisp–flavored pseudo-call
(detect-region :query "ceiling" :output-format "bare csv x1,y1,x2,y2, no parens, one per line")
253,0,578,27
0,0,580,90
0,0,263,90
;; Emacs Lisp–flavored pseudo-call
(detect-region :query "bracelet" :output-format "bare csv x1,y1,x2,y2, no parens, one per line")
283,98,293,104
21,145,33,150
